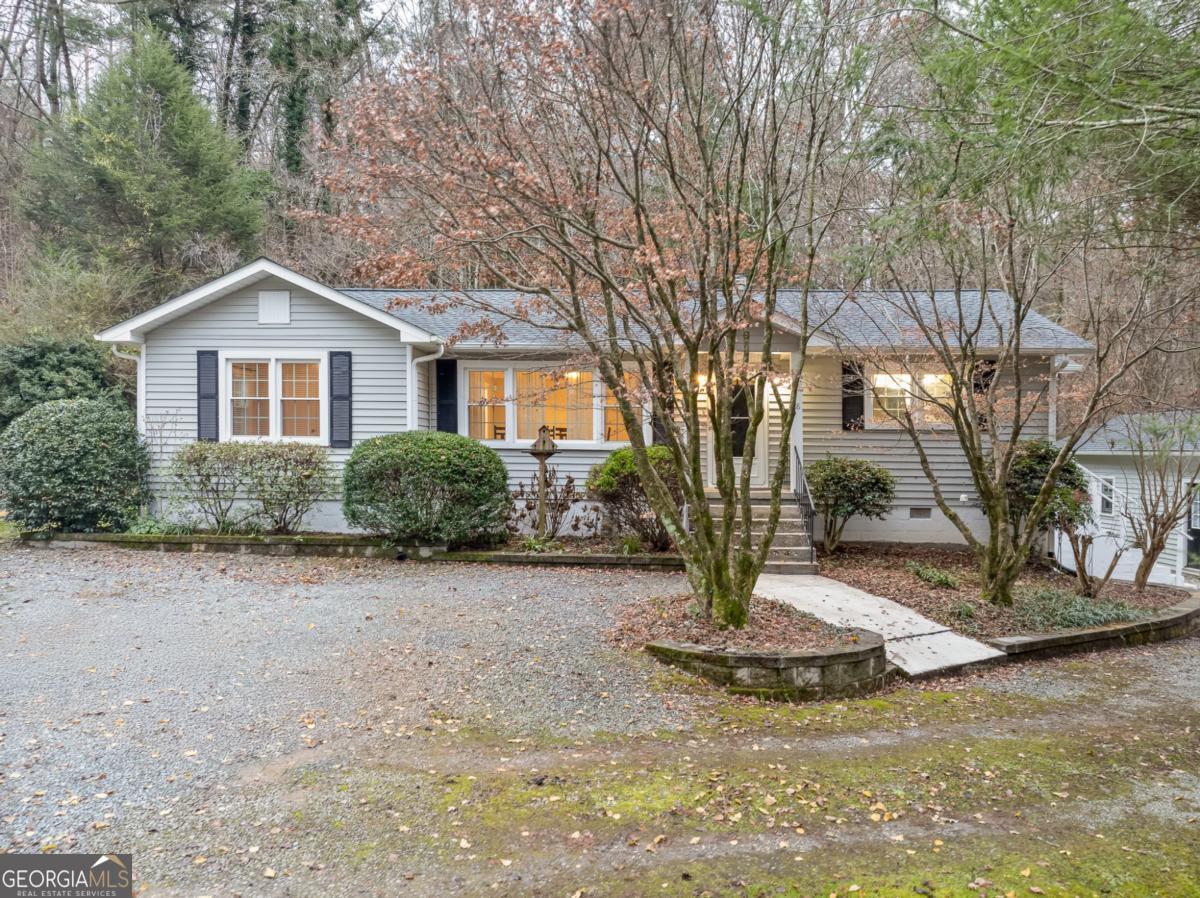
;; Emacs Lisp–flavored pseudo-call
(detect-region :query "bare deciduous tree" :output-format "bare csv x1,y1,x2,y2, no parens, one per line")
323,0,893,626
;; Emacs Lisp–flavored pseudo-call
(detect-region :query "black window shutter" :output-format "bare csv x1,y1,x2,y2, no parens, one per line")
841,361,865,431
436,359,458,433
973,360,996,431
329,351,352,448
197,350,219,441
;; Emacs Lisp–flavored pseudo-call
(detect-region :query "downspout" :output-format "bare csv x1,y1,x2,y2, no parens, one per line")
110,342,145,432
407,342,445,431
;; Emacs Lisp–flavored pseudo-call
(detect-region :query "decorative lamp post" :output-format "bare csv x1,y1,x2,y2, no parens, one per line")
528,425,559,539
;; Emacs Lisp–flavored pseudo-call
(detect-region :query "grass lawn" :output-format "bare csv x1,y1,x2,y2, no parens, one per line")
820,544,1189,638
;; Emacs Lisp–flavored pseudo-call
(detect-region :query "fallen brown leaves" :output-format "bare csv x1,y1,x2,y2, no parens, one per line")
820,545,1186,638
608,593,853,651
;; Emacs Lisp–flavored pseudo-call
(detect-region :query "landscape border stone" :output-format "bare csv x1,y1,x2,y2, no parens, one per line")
986,593,1200,660
16,532,685,569
19,530,395,558
644,630,890,701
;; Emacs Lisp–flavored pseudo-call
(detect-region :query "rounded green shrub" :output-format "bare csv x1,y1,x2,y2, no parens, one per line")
806,455,896,552
0,398,149,531
342,432,510,547
587,446,682,551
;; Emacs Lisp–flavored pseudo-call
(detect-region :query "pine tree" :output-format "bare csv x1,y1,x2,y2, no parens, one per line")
18,32,266,292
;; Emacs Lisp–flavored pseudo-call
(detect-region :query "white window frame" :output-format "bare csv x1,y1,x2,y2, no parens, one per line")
457,360,650,449
218,349,328,444
1097,476,1115,517
1191,483,1200,530
864,366,955,430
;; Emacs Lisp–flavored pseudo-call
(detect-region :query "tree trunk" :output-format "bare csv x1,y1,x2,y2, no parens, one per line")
978,520,1026,606
1133,533,1167,591
682,543,753,630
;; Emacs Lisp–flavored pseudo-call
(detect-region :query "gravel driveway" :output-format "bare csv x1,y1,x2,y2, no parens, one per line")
2,544,1198,898
0,546,688,853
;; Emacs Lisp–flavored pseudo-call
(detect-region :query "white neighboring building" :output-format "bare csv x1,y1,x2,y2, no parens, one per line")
1054,413,1200,588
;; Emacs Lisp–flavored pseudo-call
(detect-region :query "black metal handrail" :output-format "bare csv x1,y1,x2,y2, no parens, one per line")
792,445,817,565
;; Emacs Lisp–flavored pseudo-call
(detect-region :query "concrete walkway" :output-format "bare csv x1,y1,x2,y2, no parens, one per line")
757,574,1006,677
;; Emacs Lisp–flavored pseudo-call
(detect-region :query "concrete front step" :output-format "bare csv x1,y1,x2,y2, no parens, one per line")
767,545,816,561
762,560,820,575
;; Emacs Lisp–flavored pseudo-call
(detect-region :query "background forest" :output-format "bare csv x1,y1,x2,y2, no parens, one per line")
0,0,1197,418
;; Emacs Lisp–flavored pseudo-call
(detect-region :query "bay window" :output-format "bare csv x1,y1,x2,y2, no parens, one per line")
516,370,594,441
461,364,644,446
467,369,507,441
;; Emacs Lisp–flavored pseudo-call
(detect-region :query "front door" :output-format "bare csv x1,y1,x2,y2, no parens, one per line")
708,384,767,487
1188,482,1200,570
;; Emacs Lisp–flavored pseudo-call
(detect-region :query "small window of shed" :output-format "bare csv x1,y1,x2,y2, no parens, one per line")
258,290,291,324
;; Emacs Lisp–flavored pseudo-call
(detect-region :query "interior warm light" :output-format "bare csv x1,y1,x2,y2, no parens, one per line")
696,373,709,388
565,371,580,382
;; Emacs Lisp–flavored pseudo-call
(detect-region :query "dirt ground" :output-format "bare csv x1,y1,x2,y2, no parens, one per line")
2,544,1198,897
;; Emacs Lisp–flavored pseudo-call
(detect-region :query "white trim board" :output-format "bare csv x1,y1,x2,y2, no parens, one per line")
95,257,440,346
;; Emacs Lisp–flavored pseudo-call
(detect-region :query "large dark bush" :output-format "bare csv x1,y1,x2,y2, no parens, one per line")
0,398,148,531
0,338,120,432
587,446,683,551
342,432,510,546
806,456,896,552
170,442,333,534
1006,439,1087,532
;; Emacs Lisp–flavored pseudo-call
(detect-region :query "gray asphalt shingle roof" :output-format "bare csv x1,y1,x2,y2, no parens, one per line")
340,287,1091,353
1072,411,1200,454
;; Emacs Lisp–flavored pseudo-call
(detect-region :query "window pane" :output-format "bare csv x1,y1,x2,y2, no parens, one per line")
280,361,321,438
920,373,953,424
603,372,639,442
467,370,507,440
231,362,269,436
516,370,594,441
872,372,910,423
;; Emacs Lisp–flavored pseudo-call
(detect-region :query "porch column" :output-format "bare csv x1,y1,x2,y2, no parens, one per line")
790,350,803,492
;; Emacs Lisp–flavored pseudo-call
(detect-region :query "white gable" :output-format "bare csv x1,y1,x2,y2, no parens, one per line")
95,257,439,346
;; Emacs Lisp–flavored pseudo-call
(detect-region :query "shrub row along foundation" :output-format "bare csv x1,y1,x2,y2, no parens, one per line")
645,631,889,702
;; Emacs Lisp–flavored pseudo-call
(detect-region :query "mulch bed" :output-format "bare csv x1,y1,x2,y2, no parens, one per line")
820,544,1189,639
610,593,855,653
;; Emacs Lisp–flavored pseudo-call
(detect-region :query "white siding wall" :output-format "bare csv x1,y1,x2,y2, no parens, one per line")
142,276,410,531
1053,455,1186,586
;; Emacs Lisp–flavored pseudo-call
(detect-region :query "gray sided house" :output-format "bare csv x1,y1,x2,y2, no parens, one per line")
1054,413,1200,587
96,258,1092,541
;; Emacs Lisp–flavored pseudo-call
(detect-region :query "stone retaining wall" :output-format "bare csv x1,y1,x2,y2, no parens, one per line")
986,594,1200,661
18,532,684,569
645,631,889,701
20,531,394,559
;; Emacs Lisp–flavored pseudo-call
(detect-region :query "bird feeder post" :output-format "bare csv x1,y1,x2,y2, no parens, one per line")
528,425,559,539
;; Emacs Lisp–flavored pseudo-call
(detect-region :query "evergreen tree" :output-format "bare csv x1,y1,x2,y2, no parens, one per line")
18,32,266,291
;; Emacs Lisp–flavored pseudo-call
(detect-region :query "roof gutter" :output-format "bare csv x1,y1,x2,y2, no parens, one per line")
407,342,445,431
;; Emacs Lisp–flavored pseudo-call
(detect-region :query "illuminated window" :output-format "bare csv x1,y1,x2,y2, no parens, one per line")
231,362,270,436
467,369,507,441
920,373,954,424
515,370,594,441
281,362,321,437
870,370,955,427
603,372,640,442
871,373,911,424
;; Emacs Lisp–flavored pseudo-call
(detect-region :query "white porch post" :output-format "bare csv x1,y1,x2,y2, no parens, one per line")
790,350,803,492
